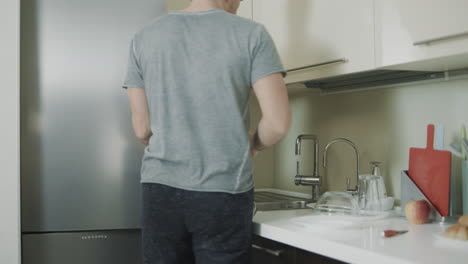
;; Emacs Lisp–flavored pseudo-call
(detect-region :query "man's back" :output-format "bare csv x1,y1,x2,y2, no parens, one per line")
124,8,284,193
125,2,290,263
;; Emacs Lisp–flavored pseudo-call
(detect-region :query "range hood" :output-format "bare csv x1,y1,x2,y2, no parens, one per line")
289,68,468,95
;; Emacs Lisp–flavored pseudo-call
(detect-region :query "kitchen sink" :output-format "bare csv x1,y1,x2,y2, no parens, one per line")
254,190,314,211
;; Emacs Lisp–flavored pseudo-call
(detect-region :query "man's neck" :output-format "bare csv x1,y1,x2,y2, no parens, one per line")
183,0,229,13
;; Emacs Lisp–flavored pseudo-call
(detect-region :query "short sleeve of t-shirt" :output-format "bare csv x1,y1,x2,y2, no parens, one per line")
122,39,145,89
250,25,286,86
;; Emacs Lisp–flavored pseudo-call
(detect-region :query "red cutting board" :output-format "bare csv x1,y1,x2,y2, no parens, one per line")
408,124,451,216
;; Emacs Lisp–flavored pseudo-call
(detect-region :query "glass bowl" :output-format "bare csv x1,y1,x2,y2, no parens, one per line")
314,191,359,215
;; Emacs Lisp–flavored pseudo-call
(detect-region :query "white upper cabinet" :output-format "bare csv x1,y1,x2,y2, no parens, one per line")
253,0,375,84
375,0,468,71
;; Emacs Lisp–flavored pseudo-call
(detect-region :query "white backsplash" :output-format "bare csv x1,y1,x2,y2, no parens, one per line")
252,78,468,214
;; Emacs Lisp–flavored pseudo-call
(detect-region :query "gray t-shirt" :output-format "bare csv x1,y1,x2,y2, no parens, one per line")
123,8,285,194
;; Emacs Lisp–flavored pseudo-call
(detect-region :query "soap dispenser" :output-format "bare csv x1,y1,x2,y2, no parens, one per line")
370,161,387,199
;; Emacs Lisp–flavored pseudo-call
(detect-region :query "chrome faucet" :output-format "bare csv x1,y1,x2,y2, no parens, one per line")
294,134,321,201
323,138,360,195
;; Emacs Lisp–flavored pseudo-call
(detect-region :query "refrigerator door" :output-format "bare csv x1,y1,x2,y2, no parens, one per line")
20,0,165,232
22,230,142,264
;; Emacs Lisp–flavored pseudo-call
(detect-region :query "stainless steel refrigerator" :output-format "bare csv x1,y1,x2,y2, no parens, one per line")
20,0,165,263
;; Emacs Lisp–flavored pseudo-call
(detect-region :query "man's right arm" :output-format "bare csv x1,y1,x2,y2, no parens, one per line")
127,87,152,146
251,72,291,155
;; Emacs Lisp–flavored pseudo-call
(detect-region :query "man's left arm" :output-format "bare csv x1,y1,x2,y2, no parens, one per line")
127,87,152,145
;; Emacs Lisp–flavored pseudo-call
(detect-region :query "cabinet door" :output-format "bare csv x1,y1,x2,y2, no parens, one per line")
253,0,374,84
375,0,468,71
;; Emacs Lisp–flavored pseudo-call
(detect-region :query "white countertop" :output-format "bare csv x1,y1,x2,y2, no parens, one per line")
252,209,468,264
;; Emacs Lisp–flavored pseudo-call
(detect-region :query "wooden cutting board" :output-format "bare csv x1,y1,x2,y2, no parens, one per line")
408,124,451,216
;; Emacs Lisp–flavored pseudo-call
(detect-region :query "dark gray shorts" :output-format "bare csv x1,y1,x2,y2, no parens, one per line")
141,183,254,264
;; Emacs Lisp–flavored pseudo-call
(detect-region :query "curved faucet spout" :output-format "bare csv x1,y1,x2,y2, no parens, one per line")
323,138,360,193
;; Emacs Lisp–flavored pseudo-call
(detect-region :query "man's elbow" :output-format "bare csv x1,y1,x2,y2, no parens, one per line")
271,112,292,140
135,129,148,141
132,116,151,143
135,129,152,146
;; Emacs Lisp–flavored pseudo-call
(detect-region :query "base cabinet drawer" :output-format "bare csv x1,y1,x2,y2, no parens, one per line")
251,235,347,264
251,235,295,264
295,247,346,264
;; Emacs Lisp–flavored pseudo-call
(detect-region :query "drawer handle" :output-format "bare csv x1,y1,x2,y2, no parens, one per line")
286,58,348,73
251,244,285,257
413,31,468,45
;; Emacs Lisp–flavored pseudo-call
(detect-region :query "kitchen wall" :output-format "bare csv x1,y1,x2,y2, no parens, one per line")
0,0,21,263
249,94,275,188
253,77,468,213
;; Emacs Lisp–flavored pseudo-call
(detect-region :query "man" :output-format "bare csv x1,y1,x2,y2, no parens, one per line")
123,0,291,263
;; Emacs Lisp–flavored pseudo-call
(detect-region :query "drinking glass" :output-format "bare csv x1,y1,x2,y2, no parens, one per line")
358,174,382,211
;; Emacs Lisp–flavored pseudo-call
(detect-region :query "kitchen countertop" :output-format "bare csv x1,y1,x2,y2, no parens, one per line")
252,209,468,264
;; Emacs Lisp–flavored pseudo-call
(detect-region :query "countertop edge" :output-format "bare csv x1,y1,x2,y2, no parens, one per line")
253,214,415,264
